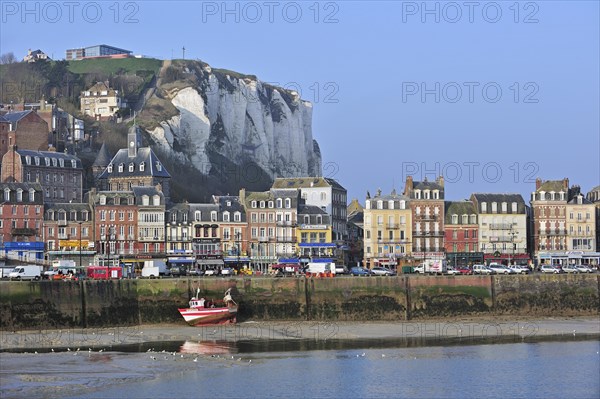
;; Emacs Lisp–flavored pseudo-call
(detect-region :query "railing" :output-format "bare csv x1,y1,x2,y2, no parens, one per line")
57,234,69,240
58,219,68,226
276,236,297,242
416,214,437,220
489,223,513,230
276,221,297,227
541,229,567,236
386,223,400,229
258,237,269,242
489,236,512,242
413,231,443,237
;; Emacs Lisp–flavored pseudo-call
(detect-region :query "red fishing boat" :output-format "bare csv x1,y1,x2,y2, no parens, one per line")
178,288,238,326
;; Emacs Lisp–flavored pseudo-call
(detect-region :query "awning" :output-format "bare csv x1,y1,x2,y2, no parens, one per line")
299,243,336,248
167,258,194,264
279,258,299,264
223,257,251,263
197,259,224,266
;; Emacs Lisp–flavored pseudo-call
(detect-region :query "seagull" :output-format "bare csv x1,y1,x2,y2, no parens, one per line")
193,357,198,362
361,353,365,357
248,359,252,363
34,351,38,354
51,349,54,352
150,356,156,360
67,348,71,352
381,354,386,358
181,354,184,358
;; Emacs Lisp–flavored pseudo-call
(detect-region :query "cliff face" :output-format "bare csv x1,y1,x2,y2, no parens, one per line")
144,61,321,195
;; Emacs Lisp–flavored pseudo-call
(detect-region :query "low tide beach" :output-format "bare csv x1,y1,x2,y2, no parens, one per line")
1,318,599,399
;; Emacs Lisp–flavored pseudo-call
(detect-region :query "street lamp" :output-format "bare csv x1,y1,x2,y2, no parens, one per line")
78,221,83,267
508,226,519,266
235,231,241,270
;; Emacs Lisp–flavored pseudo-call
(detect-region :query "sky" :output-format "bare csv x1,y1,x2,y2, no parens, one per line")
1,1,599,204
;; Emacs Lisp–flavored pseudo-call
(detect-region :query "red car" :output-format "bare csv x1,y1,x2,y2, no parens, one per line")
457,266,473,275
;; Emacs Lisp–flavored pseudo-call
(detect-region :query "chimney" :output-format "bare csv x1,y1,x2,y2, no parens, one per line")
239,188,246,204
437,175,444,187
535,177,542,190
405,175,413,195
563,178,569,191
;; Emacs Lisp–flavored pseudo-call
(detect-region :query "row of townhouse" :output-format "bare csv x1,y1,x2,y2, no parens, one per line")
1,126,344,273
362,176,600,268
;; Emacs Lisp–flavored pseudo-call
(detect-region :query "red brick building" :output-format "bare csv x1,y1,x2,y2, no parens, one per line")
444,200,482,267
0,110,49,159
88,189,138,261
44,203,94,266
0,182,44,252
403,176,445,261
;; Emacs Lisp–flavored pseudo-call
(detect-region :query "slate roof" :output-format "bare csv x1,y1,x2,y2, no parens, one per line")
93,143,113,168
132,186,164,206
272,177,345,190
17,150,82,169
0,110,32,123
298,204,329,216
98,147,171,179
470,193,527,214
444,201,477,223
537,180,568,192
567,195,593,205
45,203,92,221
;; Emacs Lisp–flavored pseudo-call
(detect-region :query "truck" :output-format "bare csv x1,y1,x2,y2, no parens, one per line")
305,262,336,276
414,259,447,275
87,266,122,280
8,265,43,281
141,260,170,278
43,260,77,279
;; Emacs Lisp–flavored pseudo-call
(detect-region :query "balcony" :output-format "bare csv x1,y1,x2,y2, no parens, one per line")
58,219,68,226
258,237,269,242
12,227,37,236
276,220,297,227
386,223,400,229
541,229,567,236
118,234,125,241
276,236,297,243
489,223,513,230
416,214,437,220
489,236,512,242
413,231,444,237
57,234,69,240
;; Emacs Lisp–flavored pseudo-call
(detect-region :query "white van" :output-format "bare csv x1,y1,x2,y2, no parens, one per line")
9,265,43,281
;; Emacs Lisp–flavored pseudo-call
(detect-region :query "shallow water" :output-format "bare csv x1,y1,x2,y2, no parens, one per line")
1,339,598,398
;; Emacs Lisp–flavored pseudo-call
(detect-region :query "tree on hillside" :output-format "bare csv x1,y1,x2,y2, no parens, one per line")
0,52,17,64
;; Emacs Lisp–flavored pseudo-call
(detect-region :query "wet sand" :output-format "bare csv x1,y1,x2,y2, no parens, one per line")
1,317,599,351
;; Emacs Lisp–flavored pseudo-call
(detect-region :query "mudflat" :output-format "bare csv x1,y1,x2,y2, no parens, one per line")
1,317,599,351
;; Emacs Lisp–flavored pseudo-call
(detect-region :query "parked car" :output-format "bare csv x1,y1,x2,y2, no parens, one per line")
187,268,204,276
335,265,349,275
561,264,579,274
540,265,563,274
457,266,473,275
203,269,217,276
220,267,234,276
488,263,516,275
574,264,594,273
371,267,396,276
350,267,372,276
509,265,530,274
445,267,462,276
472,264,494,275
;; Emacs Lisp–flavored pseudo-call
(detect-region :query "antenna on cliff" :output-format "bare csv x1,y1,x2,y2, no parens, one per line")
182,46,186,60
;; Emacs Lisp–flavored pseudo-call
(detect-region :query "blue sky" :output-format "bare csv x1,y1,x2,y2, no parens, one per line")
2,1,598,203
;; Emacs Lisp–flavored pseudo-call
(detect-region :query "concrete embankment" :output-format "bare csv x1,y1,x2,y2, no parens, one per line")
0,275,598,330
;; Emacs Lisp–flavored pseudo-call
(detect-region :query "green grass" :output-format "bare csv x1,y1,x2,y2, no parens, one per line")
68,58,162,75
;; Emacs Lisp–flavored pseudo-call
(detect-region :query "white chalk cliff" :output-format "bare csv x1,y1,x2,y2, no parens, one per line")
147,62,322,181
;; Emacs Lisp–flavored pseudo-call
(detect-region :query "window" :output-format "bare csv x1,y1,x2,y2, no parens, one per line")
107,164,113,173
251,201,257,208
129,163,134,172
223,212,230,222
462,215,468,224
140,162,145,172
268,201,274,208
16,189,23,202
211,211,217,222
511,202,517,212
481,202,487,213
118,163,124,173
153,195,160,206
452,215,458,224
260,201,265,208
491,202,497,213
285,198,291,208
99,196,106,205
142,196,149,206
276,198,282,208
501,202,507,213
234,212,241,222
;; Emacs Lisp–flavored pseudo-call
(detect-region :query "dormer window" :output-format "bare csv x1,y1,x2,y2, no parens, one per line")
388,200,394,210
414,190,421,199
45,157,50,166
400,200,405,209
452,215,458,224
470,214,476,224
71,160,77,168
285,198,291,208
3,188,9,201
35,157,40,166
501,202,507,213
129,163,134,172
223,212,230,222
99,195,106,205
211,211,218,222
226,201,231,207
153,195,160,206
276,198,282,208
234,212,241,222
107,164,113,173
251,201,257,208
260,201,265,208
16,189,23,202
25,156,31,165
491,202,497,213
29,188,35,202
268,201,274,208
156,162,162,171
195,211,201,221
365,200,370,209
52,158,57,167
139,162,145,172
512,202,517,212
481,202,487,212
377,200,383,210
142,195,149,206
433,190,439,199
424,190,430,199
118,163,124,173
462,215,468,224
540,191,546,200
59,158,64,167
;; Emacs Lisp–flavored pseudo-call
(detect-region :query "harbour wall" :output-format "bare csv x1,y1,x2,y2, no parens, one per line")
0,275,598,330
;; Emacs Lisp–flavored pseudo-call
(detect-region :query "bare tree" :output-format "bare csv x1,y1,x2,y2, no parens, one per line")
0,52,17,64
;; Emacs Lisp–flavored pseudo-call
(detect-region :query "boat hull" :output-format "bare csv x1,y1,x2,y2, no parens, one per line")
178,306,238,326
